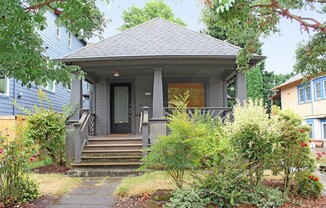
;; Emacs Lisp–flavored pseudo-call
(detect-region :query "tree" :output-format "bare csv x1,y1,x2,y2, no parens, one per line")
203,0,326,75
120,0,186,31
0,0,109,87
246,65,264,100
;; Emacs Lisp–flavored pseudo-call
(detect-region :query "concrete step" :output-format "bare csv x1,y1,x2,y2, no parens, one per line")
67,168,144,177
81,155,142,163
82,149,143,155
88,137,142,145
83,144,142,151
71,161,142,169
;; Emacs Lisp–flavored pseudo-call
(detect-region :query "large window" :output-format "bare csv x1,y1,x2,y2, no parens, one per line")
297,84,311,103
0,76,9,96
168,82,205,107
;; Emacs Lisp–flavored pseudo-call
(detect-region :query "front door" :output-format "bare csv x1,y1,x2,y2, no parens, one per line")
110,83,131,134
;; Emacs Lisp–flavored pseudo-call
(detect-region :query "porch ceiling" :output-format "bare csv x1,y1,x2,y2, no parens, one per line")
72,57,239,81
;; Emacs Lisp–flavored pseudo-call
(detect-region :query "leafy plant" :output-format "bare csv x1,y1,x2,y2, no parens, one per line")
14,90,74,165
0,129,39,205
270,107,316,196
246,184,287,208
293,170,324,198
18,176,41,203
224,99,280,185
164,188,210,208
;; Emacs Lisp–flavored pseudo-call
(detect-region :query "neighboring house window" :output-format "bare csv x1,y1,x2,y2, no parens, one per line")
0,76,9,96
56,26,60,39
298,87,305,103
315,82,322,99
41,80,55,92
68,32,72,48
324,80,326,98
168,82,205,107
323,123,326,140
305,85,311,102
307,124,313,138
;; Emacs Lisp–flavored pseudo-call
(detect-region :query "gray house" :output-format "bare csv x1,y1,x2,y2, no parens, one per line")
61,18,263,176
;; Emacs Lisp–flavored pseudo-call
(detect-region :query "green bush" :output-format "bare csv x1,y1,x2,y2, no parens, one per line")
293,171,324,198
18,176,41,203
225,99,280,185
15,90,73,165
270,107,316,196
246,184,287,208
164,188,210,208
142,93,226,188
0,130,38,205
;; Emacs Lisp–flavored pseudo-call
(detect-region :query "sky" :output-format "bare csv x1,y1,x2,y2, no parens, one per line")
93,0,325,74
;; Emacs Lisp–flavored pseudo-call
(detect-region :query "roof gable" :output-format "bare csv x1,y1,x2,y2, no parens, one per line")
63,18,247,61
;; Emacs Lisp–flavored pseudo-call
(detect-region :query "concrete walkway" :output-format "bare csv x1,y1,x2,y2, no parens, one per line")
52,177,121,208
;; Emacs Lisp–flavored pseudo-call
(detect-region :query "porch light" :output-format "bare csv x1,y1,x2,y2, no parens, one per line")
113,72,120,77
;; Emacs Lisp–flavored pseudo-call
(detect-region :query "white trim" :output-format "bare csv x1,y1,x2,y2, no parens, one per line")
322,122,326,141
0,77,10,96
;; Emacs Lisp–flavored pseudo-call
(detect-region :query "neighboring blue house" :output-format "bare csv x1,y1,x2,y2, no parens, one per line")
0,11,89,115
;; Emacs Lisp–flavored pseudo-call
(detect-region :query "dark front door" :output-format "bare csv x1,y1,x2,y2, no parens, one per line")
110,83,131,134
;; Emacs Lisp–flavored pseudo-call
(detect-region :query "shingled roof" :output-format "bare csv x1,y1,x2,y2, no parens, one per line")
62,18,261,61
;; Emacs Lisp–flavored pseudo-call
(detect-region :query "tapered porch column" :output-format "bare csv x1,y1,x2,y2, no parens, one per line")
150,68,167,143
70,73,83,121
235,72,247,103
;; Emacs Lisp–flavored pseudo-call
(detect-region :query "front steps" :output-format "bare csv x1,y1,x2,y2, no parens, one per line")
68,135,145,177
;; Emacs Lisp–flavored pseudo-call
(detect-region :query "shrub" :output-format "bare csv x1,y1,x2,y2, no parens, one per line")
164,188,210,208
293,170,324,198
18,176,41,203
246,184,287,208
142,93,226,188
14,90,74,165
225,99,280,185
270,107,316,196
0,130,39,205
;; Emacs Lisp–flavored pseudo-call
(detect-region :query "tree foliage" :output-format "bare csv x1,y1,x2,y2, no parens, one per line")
119,0,186,31
203,0,326,75
246,65,264,100
0,0,109,86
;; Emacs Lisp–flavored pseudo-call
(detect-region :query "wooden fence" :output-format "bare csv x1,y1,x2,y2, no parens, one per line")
0,115,27,141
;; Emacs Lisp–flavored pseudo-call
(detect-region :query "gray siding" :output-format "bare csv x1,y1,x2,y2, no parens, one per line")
135,77,153,133
95,79,108,136
0,11,86,116
208,76,224,107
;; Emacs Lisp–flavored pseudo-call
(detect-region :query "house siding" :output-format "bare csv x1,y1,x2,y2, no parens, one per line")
0,11,87,116
208,76,224,107
95,79,108,136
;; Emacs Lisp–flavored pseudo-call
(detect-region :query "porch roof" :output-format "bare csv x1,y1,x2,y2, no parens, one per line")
61,18,264,62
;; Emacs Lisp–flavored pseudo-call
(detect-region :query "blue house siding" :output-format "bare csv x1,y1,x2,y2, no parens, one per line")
0,11,87,116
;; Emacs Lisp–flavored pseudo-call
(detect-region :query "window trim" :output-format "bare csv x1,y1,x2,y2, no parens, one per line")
323,80,326,99
297,84,311,104
314,81,322,100
0,77,10,96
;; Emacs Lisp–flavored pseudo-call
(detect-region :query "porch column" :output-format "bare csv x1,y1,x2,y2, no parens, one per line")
235,72,247,104
90,83,96,115
150,68,167,144
152,68,164,119
70,73,82,121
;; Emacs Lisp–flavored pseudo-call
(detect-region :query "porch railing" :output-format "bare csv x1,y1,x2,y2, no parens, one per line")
164,107,232,121
73,109,93,163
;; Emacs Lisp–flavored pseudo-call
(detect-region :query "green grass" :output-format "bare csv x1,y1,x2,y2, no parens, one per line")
28,157,53,170
114,171,193,197
319,157,326,165
30,173,81,196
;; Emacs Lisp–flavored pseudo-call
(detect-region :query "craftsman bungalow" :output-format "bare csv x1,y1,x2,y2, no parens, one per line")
61,18,263,176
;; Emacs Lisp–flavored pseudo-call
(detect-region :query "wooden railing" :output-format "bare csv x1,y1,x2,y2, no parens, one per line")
88,114,96,136
164,107,232,121
73,109,93,163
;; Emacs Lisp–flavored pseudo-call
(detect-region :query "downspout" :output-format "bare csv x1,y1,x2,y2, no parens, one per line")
12,78,16,115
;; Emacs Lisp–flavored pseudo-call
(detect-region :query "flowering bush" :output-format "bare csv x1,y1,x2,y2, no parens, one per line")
293,170,323,198
224,99,280,185
270,107,316,196
0,130,39,205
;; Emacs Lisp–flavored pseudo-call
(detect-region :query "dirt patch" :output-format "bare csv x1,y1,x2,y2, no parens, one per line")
33,165,70,174
0,195,57,208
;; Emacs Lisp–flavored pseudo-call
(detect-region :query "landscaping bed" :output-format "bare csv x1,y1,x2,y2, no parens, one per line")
32,164,70,174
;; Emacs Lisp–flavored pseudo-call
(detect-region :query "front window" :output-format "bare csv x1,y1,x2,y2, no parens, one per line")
298,88,304,103
305,85,311,101
168,82,205,107
315,82,322,99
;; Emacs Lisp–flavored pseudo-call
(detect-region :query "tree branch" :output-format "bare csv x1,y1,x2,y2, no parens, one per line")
24,0,58,12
